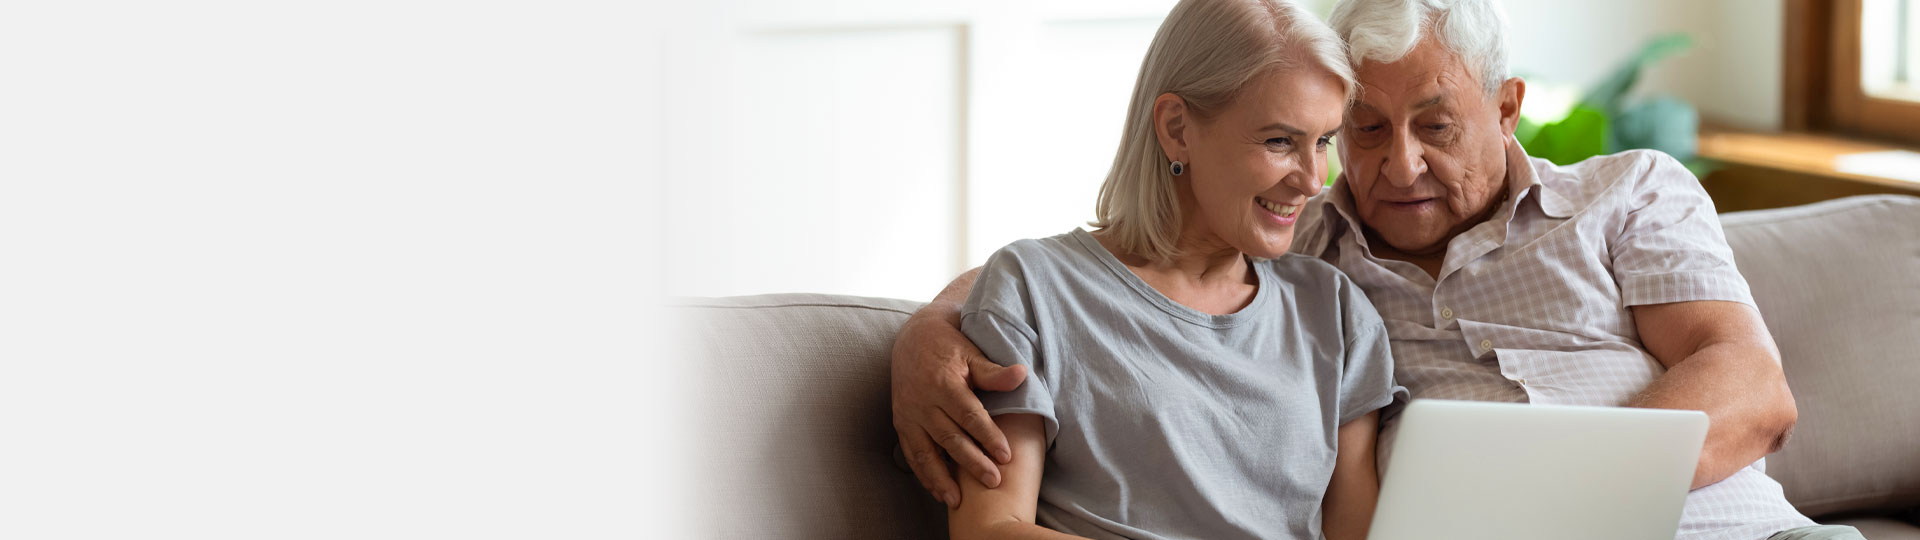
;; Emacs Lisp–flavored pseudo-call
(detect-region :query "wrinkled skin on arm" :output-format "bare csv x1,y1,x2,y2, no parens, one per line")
1629,300,1798,489
890,267,1028,508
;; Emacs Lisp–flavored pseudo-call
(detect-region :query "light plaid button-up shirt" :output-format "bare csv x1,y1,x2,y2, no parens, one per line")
1291,138,1816,540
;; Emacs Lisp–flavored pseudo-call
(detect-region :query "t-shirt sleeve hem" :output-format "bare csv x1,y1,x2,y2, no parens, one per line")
983,406,1060,448
1339,384,1409,426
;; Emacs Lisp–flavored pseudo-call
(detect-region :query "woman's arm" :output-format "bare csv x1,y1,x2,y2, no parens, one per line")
1322,411,1382,540
891,267,1028,508
948,413,1087,540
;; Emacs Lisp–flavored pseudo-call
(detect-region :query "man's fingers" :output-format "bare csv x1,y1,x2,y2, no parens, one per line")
967,356,1028,392
950,403,1012,464
901,431,960,509
936,368,1013,463
928,414,1002,489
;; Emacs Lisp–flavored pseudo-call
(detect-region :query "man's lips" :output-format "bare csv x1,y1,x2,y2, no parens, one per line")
1384,197,1438,208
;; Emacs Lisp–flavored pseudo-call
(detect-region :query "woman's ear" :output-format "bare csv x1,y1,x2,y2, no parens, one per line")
1152,93,1191,164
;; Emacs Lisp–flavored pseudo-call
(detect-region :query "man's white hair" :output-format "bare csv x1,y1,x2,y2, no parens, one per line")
1329,0,1511,95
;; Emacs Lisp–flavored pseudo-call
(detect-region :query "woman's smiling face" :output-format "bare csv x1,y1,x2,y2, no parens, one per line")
1173,66,1348,259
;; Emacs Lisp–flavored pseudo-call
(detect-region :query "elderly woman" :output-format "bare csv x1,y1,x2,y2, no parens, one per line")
943,0,1405,539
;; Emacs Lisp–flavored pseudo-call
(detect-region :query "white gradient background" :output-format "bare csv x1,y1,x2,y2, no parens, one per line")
0,0,1793,538
2,1,681,538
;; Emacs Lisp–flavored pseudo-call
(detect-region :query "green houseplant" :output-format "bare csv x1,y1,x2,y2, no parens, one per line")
1516,33,1714,177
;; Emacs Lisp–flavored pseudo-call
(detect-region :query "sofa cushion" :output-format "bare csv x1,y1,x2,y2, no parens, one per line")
1719,195,1920,518
680,293,940,540
1828,515,1920,540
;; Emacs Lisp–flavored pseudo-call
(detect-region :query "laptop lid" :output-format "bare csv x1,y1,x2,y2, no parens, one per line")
1367,399,1708,540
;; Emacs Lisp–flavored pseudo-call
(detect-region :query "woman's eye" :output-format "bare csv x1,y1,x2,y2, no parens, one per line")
1316,136,1333,148
1266,137,1293,147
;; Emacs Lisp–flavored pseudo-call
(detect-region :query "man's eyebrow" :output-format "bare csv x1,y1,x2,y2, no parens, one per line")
1257,122,1307,135
1414,95,1445,109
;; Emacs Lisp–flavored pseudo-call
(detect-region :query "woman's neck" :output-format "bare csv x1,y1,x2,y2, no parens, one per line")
1144,226,1248,288
1093,186,1257,315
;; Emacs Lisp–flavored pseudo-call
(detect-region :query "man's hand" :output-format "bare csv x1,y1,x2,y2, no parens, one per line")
1630,300,1797,489
891,268,1028,508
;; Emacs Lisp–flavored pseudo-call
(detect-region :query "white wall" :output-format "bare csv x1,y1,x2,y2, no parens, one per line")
664,0,1172,299
667,0,1789,300
1502,0,1784,130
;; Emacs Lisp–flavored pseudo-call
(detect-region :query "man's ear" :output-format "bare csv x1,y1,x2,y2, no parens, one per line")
1497,77,1526,135
1152,93,1191,164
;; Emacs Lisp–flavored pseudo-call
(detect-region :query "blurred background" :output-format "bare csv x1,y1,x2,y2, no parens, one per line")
662,0,1920,300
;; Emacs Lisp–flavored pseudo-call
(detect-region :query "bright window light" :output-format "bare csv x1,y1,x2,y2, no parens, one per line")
1862,0,1920,101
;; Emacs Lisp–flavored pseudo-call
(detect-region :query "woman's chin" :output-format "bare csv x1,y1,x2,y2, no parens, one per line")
1237,236,1293,260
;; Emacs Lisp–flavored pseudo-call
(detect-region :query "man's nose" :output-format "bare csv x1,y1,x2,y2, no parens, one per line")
1382,130,1426,188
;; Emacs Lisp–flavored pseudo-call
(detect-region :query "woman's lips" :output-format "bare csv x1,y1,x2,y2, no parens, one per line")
1255,197,1299,225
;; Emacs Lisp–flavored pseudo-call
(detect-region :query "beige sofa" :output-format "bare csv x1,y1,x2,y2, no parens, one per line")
682,195,1920,539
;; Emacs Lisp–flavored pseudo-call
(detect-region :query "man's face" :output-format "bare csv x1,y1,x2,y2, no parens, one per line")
1339,37,1524,256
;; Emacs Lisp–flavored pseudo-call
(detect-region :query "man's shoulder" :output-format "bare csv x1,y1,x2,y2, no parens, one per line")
1559,148,1690,184
1536,149,1699,215
1288,191,1342,258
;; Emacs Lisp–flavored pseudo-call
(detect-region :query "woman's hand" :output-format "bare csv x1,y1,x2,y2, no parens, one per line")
890,267,1028,508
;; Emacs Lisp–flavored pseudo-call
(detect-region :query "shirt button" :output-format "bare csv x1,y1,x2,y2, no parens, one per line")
1440,307,1454,320
1480,339,1494,352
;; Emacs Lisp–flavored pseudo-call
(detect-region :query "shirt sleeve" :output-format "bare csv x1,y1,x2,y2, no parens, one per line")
1610,151,1756,307
959,247,1060,446
1337,273,1408,425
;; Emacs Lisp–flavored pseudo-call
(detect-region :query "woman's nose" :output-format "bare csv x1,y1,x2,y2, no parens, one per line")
1294,151,1325,198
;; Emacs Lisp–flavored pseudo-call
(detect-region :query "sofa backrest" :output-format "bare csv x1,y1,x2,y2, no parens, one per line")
681,196,1920,536
1720,194,1920,518
680,293,939,540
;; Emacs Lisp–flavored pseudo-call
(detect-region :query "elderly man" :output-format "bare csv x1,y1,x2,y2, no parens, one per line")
889,0,1859,539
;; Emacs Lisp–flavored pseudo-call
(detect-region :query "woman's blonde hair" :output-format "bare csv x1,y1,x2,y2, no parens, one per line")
1090,0,1355,263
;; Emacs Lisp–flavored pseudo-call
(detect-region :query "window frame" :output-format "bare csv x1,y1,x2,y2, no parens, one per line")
1787,0,1920,145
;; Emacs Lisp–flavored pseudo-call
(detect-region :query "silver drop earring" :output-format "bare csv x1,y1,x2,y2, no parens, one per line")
1170,161,1185,176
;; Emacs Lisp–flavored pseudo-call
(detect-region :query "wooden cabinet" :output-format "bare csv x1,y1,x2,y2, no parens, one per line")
1696,129,1920,213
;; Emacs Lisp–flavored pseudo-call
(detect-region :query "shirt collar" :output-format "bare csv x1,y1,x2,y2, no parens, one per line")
1512,136,1578,219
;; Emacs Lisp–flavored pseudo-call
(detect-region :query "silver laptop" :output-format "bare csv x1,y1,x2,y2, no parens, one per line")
1367,399,1708,540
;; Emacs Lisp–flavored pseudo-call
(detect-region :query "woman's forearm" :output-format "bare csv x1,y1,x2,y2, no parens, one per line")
1322,411,1382,540
1322,484,1378,540
953,521,1089,540
948,414,1084,540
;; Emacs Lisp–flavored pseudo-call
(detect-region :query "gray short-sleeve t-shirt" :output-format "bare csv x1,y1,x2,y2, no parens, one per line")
962,229,1405,540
